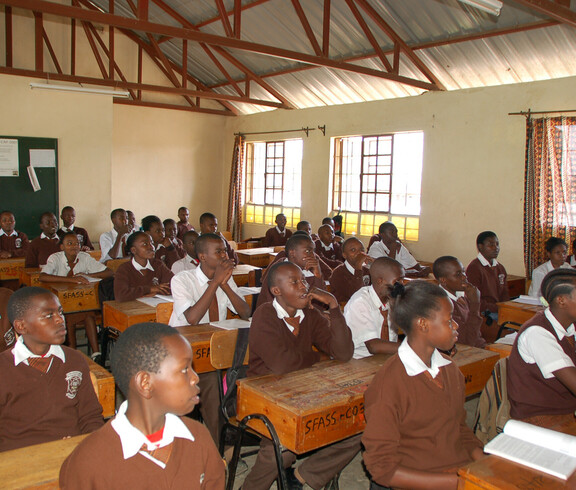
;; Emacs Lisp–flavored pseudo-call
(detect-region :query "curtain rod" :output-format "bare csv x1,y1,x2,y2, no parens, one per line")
235,125,326,137
509,109,576,117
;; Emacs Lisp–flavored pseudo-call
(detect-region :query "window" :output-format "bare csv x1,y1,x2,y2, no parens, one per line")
244,139,303,227
332,132,424,240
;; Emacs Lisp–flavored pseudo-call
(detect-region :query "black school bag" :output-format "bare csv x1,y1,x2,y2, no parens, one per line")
221,327,250,419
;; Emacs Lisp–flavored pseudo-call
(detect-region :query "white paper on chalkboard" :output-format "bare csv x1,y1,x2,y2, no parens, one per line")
30,149,56,168
27,165,41,192
0,139,19,176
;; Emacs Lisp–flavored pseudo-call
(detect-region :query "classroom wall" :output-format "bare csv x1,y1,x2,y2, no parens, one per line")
225,76,576,276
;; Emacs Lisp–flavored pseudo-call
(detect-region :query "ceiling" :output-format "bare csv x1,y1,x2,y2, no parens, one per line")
1,0,575,116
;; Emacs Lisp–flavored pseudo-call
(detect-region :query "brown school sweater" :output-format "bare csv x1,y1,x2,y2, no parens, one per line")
450,296,486,348
330,263,371,304
262,227,292,247
155,240,186,269
466,258,509,314
57,226,94,250
114,259,174,302
0,346,103,452
315,240,344,269
59,416,225,490
248,302,354,377
176,221,194,241
25,236,61,267
362,355,482,486
508,311,576,420
0,231,29,257
0,288,15,353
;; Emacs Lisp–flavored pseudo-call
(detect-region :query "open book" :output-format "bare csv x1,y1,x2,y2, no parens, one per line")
484,419,576,480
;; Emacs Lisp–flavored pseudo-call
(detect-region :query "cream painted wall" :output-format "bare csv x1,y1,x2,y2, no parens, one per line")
225,76,576,276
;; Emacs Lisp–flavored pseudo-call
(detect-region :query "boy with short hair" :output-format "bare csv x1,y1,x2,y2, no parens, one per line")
0,211,29,258
57,206,94,251
466,231,509,324
330,237,372,304
176,206,195,240
257,234,326,308
126,210,137,234
344,257,405,359
314,224,344,269
163,218,187,268
434,256,486,348
199,212,238,265
0,287,103,452
244,261,360,489
368,222,431,277
142,215,185,269
262,213,292,247
172,230,200,275
99,208,131,263
25,212,61,267
59,322,225,489
297,220,319,241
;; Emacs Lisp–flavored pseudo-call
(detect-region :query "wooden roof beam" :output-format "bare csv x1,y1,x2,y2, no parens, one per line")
512,0,576,28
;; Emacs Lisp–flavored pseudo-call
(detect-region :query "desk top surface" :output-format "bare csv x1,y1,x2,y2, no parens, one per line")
103,299,157,315
497,300,543,312
236,247,275,256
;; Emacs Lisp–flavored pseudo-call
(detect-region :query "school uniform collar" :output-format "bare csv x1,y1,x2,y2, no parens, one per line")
12,336,66,366
345,260,356,275
477,253,498,267
0,229,17,237
367,285,386,310
440,286,465,303
112,401,195,466
40,233,59,240
272,298,305,333
398,338,452,379
60,225,75,232
283,258,314,277
132,258,154,273
544,308,575,340
320,241,334,252
187,255,199,266
275,226,285,236
194,265,212,285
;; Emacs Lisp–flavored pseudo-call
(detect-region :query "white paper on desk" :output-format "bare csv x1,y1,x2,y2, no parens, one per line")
137,296,166,307
237,286,261,296
30,149,56,168
79,275,101,283
233,264,261,274
495,332,517,345
27,165,41,192
210,319,251,330
155,294,174,302
513,295,542,306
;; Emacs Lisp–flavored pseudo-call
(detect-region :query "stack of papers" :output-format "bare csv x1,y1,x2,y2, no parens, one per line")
210,319,251,330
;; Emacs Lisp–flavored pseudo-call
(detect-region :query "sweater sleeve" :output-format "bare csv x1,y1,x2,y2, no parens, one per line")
192,421,226,489
72,353,104,434
457,370,484,456
158,260,175,284
25,240,39,267
312,307,354,361
113,264,151,302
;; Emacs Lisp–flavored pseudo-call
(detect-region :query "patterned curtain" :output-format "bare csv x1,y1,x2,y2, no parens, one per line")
524,116,576,276
227,135,245,242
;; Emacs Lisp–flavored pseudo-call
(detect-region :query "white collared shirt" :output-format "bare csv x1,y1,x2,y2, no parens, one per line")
132,258,154,274
367,241,417,269
275,226,285,236
282,258,314,278
0,229,17,237
440,286,465,302
477,253,498,267
272,298,305,333
398,337,452,379
344,285,397,359
344,260,356,275
41,251,106,276
529,260,573,297
40,233,59,241
171,255,199,275
169,266,239,327
111,401,195,469
99,228,130,263
518,308,576,378
60,225,75,232
320,241,334,252
12,336,66,370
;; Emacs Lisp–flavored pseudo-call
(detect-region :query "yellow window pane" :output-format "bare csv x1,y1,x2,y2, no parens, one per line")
391,216,405,229
405,228,419,241
254,207,264,224
264,209,274,225
245,206,255,223
406,217,419,229
273,207,282,219
344,214,358,235
293,209,301,223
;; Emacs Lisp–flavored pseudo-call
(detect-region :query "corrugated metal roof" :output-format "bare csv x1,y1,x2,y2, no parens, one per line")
90,0,576,115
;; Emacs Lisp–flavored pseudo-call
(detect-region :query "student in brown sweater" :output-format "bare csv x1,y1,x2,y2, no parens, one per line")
0,287,103,452
114,232,173,302
57,206,94,251
256,233,327,308
60,322,225,489
0,211,29,258
330,237,372,303
262,213,293,247
244,261,359,490
0,287,15,352
433,256,486,348
363,281,483,489
199,212,239,265
314,224,344,269
25,212,61,267
176,206,195,240
508,269,576,426
141,215,184,268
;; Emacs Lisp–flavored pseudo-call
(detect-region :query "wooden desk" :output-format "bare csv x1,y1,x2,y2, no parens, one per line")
497,300,542,326
237,346,499,454
83,354,115,418
507,274,527,298
103,300,157,332
0,257,26,280
237,247,275,267
0,434,88,489
88,250,101,261
43,282,100,313
19,267,42,287
176,324,222,374
485,343,513,359
233,264,262,287
104,258,129,272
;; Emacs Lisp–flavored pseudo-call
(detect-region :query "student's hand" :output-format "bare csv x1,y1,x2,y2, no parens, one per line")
81,246,91,252
334,235,344,244
0,251,11,259
72,275,90,285
463,281,480,305
307,287,338,310
117,223,130,236
214,259,235,286
415,266,431,278
161,237,172,248
304,256,322,278
353,252,372,270
150,283,171,295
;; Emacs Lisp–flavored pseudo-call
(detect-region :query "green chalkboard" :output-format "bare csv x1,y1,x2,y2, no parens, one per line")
0,136,58,240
